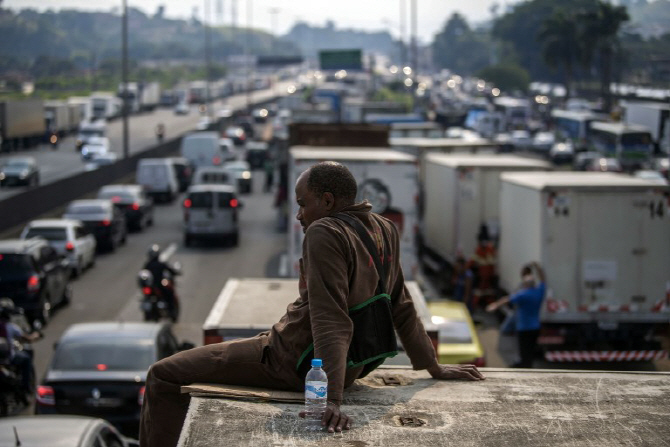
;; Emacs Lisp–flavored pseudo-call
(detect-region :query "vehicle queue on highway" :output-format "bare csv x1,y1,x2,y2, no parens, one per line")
0,68,669,443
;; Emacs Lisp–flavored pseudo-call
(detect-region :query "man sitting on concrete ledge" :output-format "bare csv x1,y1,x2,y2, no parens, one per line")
139,161,485,447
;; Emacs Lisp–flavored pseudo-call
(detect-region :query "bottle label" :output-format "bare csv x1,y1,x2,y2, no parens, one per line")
305,381,327,399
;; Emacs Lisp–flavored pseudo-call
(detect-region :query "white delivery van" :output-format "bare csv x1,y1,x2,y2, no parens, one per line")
191,166,235,189
136,158,179,202
183,184,242,247
180,131,227,168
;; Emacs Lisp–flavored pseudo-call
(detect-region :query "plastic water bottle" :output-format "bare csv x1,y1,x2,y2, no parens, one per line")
304,358,328,431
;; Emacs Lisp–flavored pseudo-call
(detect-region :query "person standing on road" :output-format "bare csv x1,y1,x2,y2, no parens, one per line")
486,262,546,368
139,161,485,447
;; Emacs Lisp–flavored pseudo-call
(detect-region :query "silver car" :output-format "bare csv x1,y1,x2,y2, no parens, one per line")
20,218,97,277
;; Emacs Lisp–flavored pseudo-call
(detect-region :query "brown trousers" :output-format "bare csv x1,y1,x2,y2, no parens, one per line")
139,334,301,447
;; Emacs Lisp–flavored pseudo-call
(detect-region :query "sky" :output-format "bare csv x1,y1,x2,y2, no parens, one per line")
4,0,521,43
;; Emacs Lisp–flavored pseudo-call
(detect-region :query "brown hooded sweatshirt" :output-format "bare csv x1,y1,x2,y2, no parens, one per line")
268,201,437,404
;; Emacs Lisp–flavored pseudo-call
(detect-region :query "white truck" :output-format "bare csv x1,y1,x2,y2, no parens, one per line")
420,153,552,292
120,81,162,113
498,171,670,362
623,101,670,155
44,100,72,136
203,278,436,348
90,91,122,120
288,147,420,280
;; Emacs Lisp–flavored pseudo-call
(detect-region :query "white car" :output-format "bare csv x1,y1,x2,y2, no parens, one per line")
510,130,533,149
80,136,111,161
20,218,96,277
223,160,253,194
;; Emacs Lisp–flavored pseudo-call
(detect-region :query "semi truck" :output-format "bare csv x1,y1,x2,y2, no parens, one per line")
498,171,670,362
178,368,670,446
287,147,420,280
118,82,161,113
0,99,46,152
90,91,122,120
420,153,552,293
203,278,437,349
44,100,72,136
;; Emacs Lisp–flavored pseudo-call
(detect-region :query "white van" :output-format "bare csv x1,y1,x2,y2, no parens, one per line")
136,158,179,202
183,184,242,246
191,166,236,190
181,131,231,168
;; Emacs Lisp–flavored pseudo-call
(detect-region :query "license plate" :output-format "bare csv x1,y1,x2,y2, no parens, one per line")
141,301,153,311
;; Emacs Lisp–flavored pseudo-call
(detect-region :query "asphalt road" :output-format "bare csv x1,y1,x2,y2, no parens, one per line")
0,83,290,201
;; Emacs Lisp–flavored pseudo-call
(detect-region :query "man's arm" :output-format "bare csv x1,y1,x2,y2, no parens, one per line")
533,262,545,283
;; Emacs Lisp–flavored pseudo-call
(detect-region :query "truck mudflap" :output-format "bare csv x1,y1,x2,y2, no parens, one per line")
545,350,669,362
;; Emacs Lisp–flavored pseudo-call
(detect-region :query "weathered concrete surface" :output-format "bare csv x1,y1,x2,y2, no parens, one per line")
178,367,670,447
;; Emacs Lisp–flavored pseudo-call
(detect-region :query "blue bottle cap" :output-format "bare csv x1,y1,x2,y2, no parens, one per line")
311,358,322,367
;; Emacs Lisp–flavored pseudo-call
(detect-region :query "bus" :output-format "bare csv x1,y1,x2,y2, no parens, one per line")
588,121,654,170
550,109,606,151
492,96,530,131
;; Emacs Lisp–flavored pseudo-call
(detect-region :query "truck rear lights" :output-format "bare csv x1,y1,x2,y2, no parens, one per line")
65,242,75,251
183,199,192,208
131,202,140,210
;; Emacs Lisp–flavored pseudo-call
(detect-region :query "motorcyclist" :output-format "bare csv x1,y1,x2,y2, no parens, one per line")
142,245,178,321
0,299,41,398
155,123,165,143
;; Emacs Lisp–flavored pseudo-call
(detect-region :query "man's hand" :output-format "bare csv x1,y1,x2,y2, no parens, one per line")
299,401,352,433
427,363,485,381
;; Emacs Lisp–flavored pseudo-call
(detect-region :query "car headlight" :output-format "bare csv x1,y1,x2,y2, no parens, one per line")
242,171,251,179
82,148,88,156
0,173,5,180
19,170,28,179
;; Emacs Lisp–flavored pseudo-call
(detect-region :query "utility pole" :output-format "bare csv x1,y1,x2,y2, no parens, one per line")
399,0,406,67
204,0,212,116
410,0,417,83
122,0,129,159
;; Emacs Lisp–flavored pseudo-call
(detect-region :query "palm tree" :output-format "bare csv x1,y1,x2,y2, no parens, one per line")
579,1,629,112
537,9,582,102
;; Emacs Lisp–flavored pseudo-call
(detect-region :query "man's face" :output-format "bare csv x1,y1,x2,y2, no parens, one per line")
295,171,329,233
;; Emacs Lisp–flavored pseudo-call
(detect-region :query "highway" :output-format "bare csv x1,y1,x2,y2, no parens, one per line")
0,83,290,201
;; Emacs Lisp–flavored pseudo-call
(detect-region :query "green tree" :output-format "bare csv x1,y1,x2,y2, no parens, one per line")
579,1,630,111
537,9,582,101
477,64,531,93
432,13,492,75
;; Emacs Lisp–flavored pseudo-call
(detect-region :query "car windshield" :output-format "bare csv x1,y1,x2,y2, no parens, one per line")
188,192,213,208
53,338,156,371
99,190,135,201
25,228,67,241
0,254,32,273
66,205,106,214
4,160,30,169
437,320,473,344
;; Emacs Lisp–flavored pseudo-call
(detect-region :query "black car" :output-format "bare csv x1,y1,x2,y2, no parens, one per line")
0,415,138,447
245,141,269,170
63,200,127,251
169,157,194,192
0,156,40,187
35,321,194,438
0,238,71,325
97,185,154,231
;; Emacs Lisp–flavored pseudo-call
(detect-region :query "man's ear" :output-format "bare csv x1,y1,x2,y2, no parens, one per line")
322,192,335,210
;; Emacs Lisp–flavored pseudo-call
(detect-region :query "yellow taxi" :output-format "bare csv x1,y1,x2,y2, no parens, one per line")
427,300,486,367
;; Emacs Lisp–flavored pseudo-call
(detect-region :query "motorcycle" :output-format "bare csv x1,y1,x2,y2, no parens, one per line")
49,132,59,150
137,263,181,323
155,124,165,144
0,306,42,416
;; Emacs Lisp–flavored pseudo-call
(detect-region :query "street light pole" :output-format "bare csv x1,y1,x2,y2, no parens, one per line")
204,0,212,117
245,0,252,113
122,0,129,159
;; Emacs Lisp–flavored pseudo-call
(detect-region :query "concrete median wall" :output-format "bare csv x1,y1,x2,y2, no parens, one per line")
0,137,180,234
